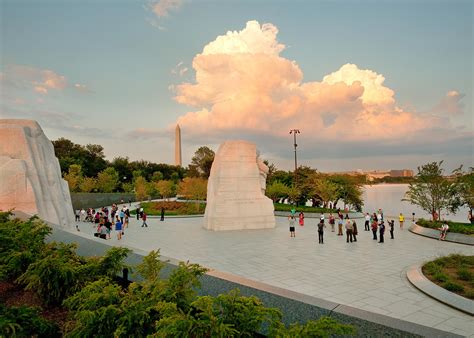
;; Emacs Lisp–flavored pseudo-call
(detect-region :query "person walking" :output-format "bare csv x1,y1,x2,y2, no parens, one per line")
352,220,358,242
160,207,165,221
141,212,148,227
364,213,370,231
399,213,405,230
288,215,296,237
75,209,80,222
389,220,395,239
299,211,305,226
119,209,124,224
136,207,140,220
329,213,335,232
79,208,86,222
345,219,353,243
371,219,378,240
379,221,385,243
337,217,344,236
317,219,325,244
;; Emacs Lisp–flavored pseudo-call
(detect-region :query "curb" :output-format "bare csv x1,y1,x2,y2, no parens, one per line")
406,264,474,316
409,224,474,246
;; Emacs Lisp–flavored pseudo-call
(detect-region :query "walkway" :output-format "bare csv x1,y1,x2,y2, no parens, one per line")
79,216,473,337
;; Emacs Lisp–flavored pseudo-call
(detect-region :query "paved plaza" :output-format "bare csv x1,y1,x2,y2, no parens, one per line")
79,215,473,337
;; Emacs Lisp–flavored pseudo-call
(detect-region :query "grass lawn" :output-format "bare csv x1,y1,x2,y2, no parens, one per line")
132,201,206,216
422,254,474,300
416,219,474,235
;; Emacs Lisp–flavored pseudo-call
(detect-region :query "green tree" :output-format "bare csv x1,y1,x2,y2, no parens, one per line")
151,171,164,182
403,161,460,220
266,181,289,202
156,180,176,201
110,156,133,183
79,177,97,193
287,186,301,205
308,174,338,208
97,167,119,193
452,166,474,214
188,146,215,178
134,176,148,201
329,175,363,211
63,164,83,192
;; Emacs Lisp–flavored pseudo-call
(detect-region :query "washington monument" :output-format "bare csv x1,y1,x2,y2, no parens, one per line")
175,124,182,166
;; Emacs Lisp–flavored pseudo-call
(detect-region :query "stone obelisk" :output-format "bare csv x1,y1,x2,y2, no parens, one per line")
175,124,182,166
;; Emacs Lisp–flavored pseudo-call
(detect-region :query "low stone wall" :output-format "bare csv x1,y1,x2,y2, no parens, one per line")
409,223,474,246
274,211,364,219
49,227,460,338
71,193,136,210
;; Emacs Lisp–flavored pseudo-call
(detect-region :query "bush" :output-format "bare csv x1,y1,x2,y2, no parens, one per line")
0,212,51,280
423,262,441,275
0,304,60,338
433,272,449,283
443,281,464,292
17,243,130,306
457,267,473,282
416,218,474,235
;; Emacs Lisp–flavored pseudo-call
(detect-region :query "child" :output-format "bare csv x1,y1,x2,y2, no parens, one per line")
288,215,296,237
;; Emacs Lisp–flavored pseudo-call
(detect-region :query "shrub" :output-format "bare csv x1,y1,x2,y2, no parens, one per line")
0,304,60,338
0,213,51,280
433,272,449,283
457,267,473,282
423,262,441,275
443,281,464,292
416,218,474,235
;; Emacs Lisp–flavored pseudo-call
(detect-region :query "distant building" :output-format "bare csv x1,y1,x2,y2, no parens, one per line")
390,169,414,177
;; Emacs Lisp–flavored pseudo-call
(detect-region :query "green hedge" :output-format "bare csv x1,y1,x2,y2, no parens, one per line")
416,219,474,235
274,203,338,213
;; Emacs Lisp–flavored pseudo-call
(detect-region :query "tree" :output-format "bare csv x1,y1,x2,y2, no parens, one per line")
134,176,148,201
189,146,215,178
110,157,133,183
328,175,363,211
266,181,289,202
96,167,119,193
453,166,474,213
63,164,83,192
151,171,164,182
403,161,459,220
155,180,175,200
178,177,207,211
79,177,97,193
287,186,301,205
308,175,338,208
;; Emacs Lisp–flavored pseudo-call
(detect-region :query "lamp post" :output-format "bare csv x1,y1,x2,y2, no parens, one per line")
289,129,300,187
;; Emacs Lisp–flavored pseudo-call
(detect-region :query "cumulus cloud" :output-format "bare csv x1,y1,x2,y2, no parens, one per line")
148,0,182,17
173,20,448,150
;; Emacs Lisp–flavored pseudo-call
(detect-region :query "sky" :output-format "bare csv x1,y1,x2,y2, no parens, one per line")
1,0,472,172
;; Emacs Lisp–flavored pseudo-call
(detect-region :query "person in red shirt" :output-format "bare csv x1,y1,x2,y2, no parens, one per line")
141,212,148,227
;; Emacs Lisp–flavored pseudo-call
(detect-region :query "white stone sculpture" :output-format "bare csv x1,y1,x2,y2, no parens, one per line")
0,119,74,228
203,140,275,231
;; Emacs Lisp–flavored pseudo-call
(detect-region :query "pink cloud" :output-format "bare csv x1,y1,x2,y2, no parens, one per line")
173,20,443,144
149,0,182,17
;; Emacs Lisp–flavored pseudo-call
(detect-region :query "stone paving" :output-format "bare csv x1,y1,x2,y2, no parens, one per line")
79,216,473,337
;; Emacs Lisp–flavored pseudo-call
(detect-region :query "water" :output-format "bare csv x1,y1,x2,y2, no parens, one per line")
361,183,470,222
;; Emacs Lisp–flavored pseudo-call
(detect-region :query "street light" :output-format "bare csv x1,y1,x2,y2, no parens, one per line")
289,129,300,187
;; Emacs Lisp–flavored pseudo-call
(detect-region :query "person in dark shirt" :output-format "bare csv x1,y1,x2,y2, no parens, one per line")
160,207,165,221
317,220,325,244
352,220,358,242
136,207,140,220
389,220,395,239
379,221,385,243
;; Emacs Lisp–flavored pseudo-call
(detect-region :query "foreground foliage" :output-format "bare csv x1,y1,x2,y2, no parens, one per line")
0,304,60,338
0,212,356,337
422,254,474,300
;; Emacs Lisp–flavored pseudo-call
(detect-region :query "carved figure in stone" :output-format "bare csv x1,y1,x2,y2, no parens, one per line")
0,119,74,228
203,140,275,231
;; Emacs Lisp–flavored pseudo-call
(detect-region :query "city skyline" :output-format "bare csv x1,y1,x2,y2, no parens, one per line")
1,0,472,172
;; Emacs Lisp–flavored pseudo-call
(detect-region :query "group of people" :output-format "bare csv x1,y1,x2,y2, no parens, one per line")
288,208,404,245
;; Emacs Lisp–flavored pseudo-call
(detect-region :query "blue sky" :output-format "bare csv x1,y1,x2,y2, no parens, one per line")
1,0,472,172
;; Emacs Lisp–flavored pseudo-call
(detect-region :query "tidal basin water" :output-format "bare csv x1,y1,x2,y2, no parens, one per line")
362,183,470,222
